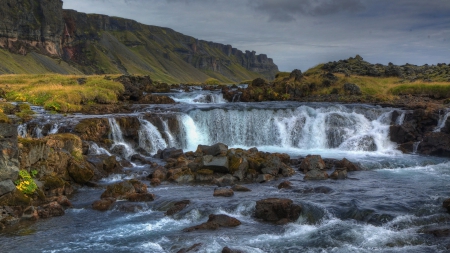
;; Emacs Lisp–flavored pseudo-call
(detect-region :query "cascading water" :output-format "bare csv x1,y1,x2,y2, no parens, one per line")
434,110,450,132
48,123,60,134
17,124,27,138
167,91,227,104
137,117,169,154
177,105,399,154
108,118,135,158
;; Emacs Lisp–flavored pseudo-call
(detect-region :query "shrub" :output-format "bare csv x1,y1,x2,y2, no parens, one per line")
15,170,38,195
205,78,220,85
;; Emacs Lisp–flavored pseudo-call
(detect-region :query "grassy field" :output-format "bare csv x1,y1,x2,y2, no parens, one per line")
0,74,123,112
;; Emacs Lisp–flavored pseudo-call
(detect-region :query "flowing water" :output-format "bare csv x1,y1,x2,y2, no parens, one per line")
2,91,450,252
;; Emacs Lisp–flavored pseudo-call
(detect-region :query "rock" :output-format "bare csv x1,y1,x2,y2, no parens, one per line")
37,201,65,218
0,180,16,196
261,155,282,176
197,143,228,156
222,247,245,253
117,203,144,213
330,169,347,180
166,200,190,216
278,181,292,189
183,214,241,232
304,170,329,180
229,156,248,181
155,147,184,160
256,174,274,183
177,243,202,253
443,198,450,213
67,160,94,184
151,167,167,181
289,69,303,81
232,185,251,192
215,174,236,187
139,94,176,104
255,198,302,224
251,78,267,87
213,188,234,197
130,154,148,163
172,169,195,184
150,178,161,187
336,158,361,171
92,198,116,211
418,132,450,157
299,155,326,173
343,83,362,95
421,226,450,238
202,155,229,173
100,181,136,200
22,206,39,221
127,193,155,202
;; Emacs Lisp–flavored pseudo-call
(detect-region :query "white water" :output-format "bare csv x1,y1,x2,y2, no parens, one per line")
49,123,60,134
178,105,399,155
434,111,450,132
17,124,27,138
108,118,135,158
169,92,227,104
88,142,112,156
137,117,168,155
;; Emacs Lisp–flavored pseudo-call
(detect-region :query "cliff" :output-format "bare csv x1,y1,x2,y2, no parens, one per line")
0,0,278,82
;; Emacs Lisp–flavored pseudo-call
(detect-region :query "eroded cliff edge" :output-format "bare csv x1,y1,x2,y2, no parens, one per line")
0,0,278,82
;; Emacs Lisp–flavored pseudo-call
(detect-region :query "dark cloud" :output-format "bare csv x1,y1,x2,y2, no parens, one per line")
249,0,365,22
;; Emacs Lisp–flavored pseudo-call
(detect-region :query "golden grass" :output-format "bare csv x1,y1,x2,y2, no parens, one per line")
0,74,123,112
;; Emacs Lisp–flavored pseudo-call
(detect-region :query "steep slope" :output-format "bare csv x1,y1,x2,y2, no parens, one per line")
0,0,278,83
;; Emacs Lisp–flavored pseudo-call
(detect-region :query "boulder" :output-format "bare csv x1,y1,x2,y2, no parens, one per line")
197,143,228,156
0,123,19,192
229,156,248,181
261,155,282,176
92,198,116,211
37,201,65,218
343,83,362,95
213,188,234,197
0,180,16,196
418,132,450,157
214,174,236,187
256,174,274,183
100,180,136,199
67,160,94,184
443,198,450,213
299,155,326,173
304,170,329,180
177,243,202,253
336,158,361,171
202,155,229,173
255,198,302,224
278,181,292,189
155,147,184,160
166,200,190,216
150,178,161,187
127,193,155,202
232,185,251,192
183,214,241,232
330,169,347,180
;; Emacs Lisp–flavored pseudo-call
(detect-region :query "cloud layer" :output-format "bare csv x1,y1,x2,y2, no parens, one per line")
63,0,450,71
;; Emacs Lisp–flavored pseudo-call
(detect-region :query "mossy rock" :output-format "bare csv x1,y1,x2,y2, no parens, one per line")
0,190,32,206
42,175,65,190
100,180,135,199
196,169,214,175
67,160,94,184
229,156,244,173
0,112,10,123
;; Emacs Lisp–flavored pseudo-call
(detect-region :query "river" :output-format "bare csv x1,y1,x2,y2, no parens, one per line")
1,89,450,252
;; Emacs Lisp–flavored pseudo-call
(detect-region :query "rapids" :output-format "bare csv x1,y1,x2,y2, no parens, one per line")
2,90,450,252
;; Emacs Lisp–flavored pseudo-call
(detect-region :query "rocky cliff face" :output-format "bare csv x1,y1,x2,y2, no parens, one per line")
0,0,64,56
0,0,278,82
0,123,19,196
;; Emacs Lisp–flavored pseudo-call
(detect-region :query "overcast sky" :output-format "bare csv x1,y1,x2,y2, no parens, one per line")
62,0,450,72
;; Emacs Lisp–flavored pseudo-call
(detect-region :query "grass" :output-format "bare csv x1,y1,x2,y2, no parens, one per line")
390,83,450,99
0,74,123,112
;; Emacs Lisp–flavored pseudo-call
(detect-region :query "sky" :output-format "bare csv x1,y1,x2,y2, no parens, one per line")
62,0,450,72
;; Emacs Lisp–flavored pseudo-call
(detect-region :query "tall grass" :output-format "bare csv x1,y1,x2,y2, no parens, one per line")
0,74,123,112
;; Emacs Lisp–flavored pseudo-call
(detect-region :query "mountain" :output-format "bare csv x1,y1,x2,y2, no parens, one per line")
0,0,278,83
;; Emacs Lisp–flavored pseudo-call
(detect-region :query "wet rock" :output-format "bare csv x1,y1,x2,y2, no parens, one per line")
304,169,329,180
202,155,229,173
418,132,450,157
336,158,361,171
37,201,65,218
117,203,144,213
213,188,234,197
150,178,161,187
256,174,274,183
172,169,195,184
22,206,39,221
100,180,136,200
67,160,95,184
299,155,326,173
127,193,155,202
232,185,251,192
255,198,302,224
0,180,16,196
197,143,228,156
278,181,292,189
130,154,148,164
151,167,167,181
261,155,282,176
443,198,450,213
166,200,190,216
155,148,184,160
214,174,236,187
183,214,241,232
92,198,116,211
139,94,176,104
222,247,245,253
421,225,450,237
177,243,202,253
330,169,347,180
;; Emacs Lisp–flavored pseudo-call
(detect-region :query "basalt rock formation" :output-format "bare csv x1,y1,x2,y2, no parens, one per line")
0,0,278,82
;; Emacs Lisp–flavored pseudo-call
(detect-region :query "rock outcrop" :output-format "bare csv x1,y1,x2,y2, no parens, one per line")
183,214,241,232
0,123,19,196
254,198,302,224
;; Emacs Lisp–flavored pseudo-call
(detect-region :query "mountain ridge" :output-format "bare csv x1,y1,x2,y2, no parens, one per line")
0,0,278,83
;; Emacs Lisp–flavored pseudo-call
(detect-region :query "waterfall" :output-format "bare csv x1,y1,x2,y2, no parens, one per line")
108,118,134,158
89,142,112,156
137,117,168,154
412,141,421,154
395,112,405,125
434,111,450,132
161,119,177,148
177,105,398,153
169,92,227,104
49,123,60,135
33,126,43,139
17,124,27,138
